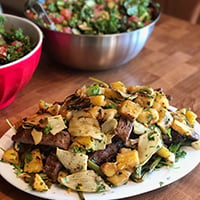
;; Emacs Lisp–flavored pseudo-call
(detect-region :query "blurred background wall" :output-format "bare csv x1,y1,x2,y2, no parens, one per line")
1,0,200,24
156,0,200,24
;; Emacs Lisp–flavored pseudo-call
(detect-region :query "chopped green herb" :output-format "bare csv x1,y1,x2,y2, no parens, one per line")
159,181,164,186
87,84,101,96
25,152,33,163
44,124,52,134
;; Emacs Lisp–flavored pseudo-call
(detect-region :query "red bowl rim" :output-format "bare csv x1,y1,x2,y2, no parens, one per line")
0,13,43,69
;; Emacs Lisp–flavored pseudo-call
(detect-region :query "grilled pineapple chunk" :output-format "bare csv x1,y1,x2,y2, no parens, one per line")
137,108,159,126
185,110,197,127
24,149,43,173
104,88,120,99
107,170,131,186
33,174,48,192
2,148,19,164
135,95,155,108
153,91,169,111
110,81,126,93
171,119,193,136
119,100,143,120
100,162,117,177
88,106,101,118
102,108,117,121
89,95,106,106
116,148,140,171
157,146,175,163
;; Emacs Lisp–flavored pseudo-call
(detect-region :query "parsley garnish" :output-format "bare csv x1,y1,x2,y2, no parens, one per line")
44,124,52,134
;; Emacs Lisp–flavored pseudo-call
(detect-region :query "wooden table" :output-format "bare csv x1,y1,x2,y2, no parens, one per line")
0,14,200,200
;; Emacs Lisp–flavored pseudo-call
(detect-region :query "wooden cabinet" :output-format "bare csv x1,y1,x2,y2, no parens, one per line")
156,0,200,24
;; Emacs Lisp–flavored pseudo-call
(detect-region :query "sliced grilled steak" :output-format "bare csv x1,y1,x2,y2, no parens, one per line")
12,127,70,149
44,152,62,182
89,135,123,165
113,117,133,142
162,129,200,145
61,94,91,110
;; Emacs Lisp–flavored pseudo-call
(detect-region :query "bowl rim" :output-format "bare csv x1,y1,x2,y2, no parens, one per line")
0,13,43,69
24,2,161,38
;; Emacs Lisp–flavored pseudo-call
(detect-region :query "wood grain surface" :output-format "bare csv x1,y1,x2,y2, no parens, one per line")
0,14,200,200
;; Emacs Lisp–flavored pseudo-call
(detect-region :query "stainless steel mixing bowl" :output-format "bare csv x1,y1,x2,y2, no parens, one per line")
26,2,160,71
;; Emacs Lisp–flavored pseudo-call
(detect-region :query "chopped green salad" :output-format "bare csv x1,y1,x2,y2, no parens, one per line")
0,16,34,65
26,0,159,35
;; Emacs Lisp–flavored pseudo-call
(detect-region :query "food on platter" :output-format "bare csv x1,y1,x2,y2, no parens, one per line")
0,16,35,65
25,0,159,34
1,78,200,195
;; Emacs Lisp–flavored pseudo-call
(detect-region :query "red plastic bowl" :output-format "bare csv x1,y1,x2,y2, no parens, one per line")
0,14,43,109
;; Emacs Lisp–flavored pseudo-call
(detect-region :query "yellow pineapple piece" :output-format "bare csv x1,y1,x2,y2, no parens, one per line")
33,174,48,192
101,162,117,177
110,81,126,93
116,148,140,171
137,108,159,126
186,110,197,127
107,170,131,186
2,148,19,164
24,149,43,173
89,95,106,106
119,100,143,120
171,119,193,136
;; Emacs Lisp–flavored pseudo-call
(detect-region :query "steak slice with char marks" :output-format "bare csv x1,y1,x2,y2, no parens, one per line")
12,126,70,150
113,117,133,142
44,152,62,182
89,117,133,165
89,135,123,165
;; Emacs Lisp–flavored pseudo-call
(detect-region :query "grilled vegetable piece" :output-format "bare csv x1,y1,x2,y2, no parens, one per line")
33,174,48,192
44,152,62,182
191,140,200,150
31,128,43,145
24,149,43,173
60,170,110,192
57,171,68,184
56,148,88,173
2,148,19,164
138,127,163,165
46,115,67,135
68,111,104,140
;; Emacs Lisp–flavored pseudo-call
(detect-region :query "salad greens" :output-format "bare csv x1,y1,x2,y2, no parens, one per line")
0,16,34,65
26,0,159,34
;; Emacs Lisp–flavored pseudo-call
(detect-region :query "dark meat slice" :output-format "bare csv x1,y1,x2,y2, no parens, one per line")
44,152,62,182
113,117,133,142
61,94,91,111
89,135,123,165
12,127,70,149
162,129,200,145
